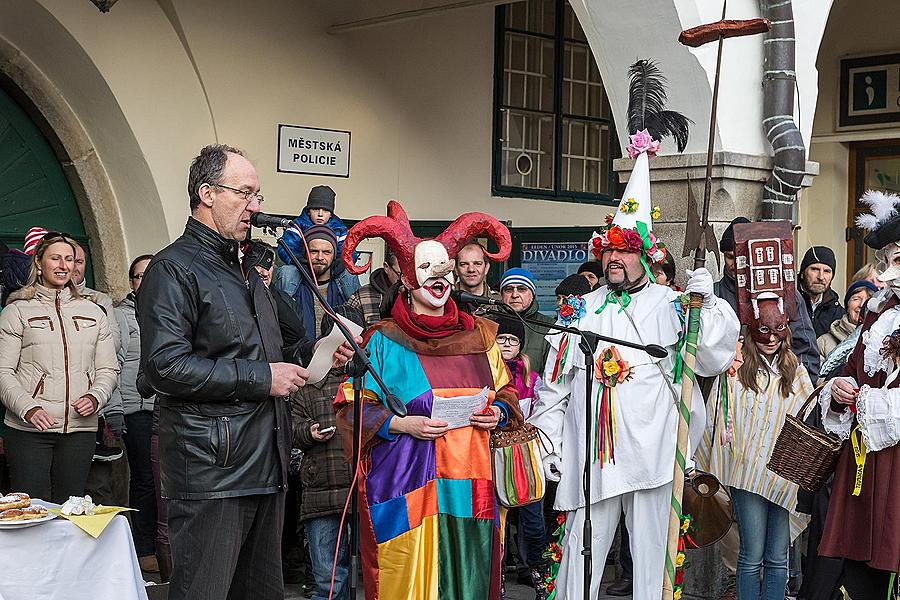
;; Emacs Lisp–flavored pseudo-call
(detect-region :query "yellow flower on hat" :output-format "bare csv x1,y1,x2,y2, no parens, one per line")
621,197,639,214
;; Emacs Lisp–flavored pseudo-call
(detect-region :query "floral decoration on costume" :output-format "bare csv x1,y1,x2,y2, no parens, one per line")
592,347,632,464
672,512,694,599
651,205,661,220
558,295,586,326
626,128,661,159
621,197,639,214
543,512,567,600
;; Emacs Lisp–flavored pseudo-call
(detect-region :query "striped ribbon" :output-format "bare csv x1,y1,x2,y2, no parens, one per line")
663,294,702,598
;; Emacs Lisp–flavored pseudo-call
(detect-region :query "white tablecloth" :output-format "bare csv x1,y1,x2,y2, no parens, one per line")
0,512,149,600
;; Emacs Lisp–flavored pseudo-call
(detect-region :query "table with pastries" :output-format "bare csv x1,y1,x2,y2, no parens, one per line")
0,499,149,600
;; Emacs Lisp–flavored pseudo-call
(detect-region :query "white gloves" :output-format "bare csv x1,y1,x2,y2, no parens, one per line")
684,268,716,309
543,454,562,482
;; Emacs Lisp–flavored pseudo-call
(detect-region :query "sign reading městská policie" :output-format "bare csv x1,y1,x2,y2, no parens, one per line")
277,124,351,177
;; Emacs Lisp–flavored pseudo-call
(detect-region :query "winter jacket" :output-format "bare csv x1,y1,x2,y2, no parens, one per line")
76,280,122,354
116,293,154,415
138,217,314,500
518,300,554,378
279,210,351,263
290,369,351,521
801,287,844,339
346,267,395,328
817,313,857,362
273,263,359,339
716,271,820,380
0,284,119,433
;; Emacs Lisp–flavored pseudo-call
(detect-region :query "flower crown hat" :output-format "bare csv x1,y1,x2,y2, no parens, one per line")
590,60,691,277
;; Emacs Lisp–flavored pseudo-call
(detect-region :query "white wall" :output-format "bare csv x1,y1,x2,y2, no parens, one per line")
802,0,900,293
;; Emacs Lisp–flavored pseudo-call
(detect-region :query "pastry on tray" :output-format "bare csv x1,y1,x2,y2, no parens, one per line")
0,493,31,511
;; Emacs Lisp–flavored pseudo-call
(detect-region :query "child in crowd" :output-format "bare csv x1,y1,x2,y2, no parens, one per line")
702,323,813,600
274,185,360,312
491,313,548,599
650,251,680,290
279,185,351,263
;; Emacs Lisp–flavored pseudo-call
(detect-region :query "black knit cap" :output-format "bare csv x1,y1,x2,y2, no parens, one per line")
306,185,336,213
577,261,604,279
555,273,592,297
493,314,525,345
719,217,751,252
800,246,836,273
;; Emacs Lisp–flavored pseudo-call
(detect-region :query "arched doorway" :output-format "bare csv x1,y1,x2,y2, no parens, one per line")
0,85,95,285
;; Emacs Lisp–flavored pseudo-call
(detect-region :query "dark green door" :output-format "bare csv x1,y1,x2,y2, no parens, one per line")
0,85,93,284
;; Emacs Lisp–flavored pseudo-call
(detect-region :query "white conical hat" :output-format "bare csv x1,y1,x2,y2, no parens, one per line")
611,151,653,232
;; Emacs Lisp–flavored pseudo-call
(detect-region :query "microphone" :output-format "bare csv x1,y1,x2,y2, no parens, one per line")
451,290,504,306
250,212,293,229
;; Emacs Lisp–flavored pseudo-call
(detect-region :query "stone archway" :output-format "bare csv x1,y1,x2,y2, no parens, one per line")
0,37,130,296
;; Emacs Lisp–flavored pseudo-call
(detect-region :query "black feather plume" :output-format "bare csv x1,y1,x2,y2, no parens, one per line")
627,59,691,152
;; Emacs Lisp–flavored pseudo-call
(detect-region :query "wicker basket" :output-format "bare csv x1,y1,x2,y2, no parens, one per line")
766,384,846,493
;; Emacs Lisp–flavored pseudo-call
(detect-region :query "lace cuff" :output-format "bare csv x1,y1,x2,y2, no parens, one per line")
819,377,856,439
857,385,900,452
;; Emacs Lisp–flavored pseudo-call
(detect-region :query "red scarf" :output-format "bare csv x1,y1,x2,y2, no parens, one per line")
391,292,475,340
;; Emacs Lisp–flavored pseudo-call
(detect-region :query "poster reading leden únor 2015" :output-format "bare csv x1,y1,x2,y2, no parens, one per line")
520,242,589,317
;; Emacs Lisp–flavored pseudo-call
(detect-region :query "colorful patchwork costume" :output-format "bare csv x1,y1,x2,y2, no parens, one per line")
335,201,523,600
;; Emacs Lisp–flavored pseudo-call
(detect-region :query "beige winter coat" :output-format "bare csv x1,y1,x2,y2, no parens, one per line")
817,313,857,362
0,284,119,433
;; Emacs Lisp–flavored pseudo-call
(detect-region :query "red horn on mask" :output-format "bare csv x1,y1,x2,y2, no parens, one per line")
342,202,418,276
435,212,512,263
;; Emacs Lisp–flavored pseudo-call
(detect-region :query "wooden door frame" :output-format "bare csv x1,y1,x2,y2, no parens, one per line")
848,139,900,284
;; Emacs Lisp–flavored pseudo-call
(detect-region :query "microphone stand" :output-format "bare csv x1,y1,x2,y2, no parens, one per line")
485,304,667,600
265,226,407,600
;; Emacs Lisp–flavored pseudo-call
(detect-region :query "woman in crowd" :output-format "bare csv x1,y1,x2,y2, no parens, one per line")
703,322,813,600
118,254,162,574
850,261,883,289
0,233,118,503
817,280,877,361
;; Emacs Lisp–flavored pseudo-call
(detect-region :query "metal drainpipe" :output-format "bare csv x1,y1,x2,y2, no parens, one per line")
759,0,806,222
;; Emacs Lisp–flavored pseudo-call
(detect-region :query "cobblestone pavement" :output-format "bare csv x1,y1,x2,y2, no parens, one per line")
283,566,626,599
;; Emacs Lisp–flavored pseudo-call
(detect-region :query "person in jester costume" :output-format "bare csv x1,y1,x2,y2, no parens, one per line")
528,126,739,600
333,200,523,600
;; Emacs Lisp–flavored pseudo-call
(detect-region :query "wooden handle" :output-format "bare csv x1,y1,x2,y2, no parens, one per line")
796,383,827,419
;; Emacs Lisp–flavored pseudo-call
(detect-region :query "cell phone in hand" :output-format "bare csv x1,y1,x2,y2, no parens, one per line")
319,426,336,434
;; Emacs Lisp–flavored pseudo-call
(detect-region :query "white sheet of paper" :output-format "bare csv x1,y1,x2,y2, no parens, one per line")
431,386,490,430
305,314,363,385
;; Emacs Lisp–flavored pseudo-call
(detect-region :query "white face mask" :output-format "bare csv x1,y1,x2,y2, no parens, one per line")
411,276,452,309
876,243,900,298
413,240,455,288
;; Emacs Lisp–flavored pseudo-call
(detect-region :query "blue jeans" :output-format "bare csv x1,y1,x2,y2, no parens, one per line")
305,515,349,600
512,499,547,568
730,487,789,600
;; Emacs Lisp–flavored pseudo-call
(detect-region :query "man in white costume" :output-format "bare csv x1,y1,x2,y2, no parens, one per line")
529,133,740,600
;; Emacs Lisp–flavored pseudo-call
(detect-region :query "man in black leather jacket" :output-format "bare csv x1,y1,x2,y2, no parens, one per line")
138,145,350,600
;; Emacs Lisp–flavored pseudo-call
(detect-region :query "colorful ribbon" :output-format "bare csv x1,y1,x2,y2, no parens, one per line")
596,290,632,314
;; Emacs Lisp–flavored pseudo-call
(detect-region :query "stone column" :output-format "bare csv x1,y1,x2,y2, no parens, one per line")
614,151,819,283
